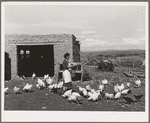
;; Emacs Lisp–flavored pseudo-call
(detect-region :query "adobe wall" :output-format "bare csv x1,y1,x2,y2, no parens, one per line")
5,34,80,79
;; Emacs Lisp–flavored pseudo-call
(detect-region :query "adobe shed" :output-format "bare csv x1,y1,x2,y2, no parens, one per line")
5,34,80,79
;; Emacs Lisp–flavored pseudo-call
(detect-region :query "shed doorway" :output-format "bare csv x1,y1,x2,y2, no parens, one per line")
17,45,54,77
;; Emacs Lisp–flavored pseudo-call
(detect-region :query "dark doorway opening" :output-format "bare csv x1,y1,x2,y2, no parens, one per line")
5,52,11,80
17,45,54,77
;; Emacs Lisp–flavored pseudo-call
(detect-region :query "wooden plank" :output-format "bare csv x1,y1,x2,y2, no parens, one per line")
81,64,83,82
124,72,145,78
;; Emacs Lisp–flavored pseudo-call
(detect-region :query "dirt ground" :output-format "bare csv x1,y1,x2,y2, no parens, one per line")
4,68,145,111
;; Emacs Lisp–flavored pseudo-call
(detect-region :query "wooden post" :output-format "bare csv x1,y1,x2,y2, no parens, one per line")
81,64,83,83
55,62,60,84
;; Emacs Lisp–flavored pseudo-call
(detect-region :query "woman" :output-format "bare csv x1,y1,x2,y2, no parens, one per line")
62,53,72,90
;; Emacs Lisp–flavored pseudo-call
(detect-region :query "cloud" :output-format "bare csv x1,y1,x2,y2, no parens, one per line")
82,30,97,35
122,37,145,45
81,38,107,47
5,20,96,34
80,35,86,39
93,35,103,38
81,37,145,51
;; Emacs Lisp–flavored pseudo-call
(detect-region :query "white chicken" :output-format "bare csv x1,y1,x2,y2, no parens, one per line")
109,94,114,99
82,88,88,97
85,85,91,91
57,81,63,88
72,92,81,97
48,84,54,92
105,93,114,99
135,79,141,87
121,89,131,95
68,93,82,104
23,83,33,92
88,90,101,101
105,93,110,99
116,83,125,92
32,73,36,79
114,85,119,93
114,92,121,99
53,84,58,89
68,94,77,102
44,74,49,80
46,77,53,85
87,91,93,97
13,86,21,94
98,84,104,92
22,75,26,79
62,89,72,98
4,87,9,94
102,79,108,85
77,86,84,92
36,84,41,90
126,82,131,88
91,89,96,94
77,86,85,96
37,78,46,87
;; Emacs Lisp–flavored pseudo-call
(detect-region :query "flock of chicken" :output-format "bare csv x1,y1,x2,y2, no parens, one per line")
61,78,142,104
4,73,143,105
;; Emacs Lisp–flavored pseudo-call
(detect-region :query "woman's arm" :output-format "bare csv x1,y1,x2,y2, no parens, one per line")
63,59,69,70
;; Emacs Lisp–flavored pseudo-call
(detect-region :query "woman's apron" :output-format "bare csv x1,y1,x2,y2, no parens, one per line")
62,69,72,83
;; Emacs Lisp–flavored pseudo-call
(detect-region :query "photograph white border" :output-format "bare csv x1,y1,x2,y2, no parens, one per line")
1,2,149,122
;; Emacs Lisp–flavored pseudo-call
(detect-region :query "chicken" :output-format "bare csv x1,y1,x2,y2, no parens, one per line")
22,75,26,79
98,84,104,92
36,84,40,89
46,77,53,85
23,83,33,92
62,89,72,98
44,74,49,80
114,92,121,99
122,96,135,104
37,78,46,87
121,89,131,95
57,81,63,89
72,92,81,97
87,91,93,97
126,82,131,88
82,88,88,97
32,73,36,79
102,79,108,85
85,85,91,91
62,86,67,92
48,84,54,92
90,89,96,94
134,94,143,101
116,83,125,92
68,93,82,104
105,93,110,99
77,86,84,92
77,86,86,96
114,85,119,93
88,91,101,101
105,93,114,99
13,86,21,94
4,87,9,94
109,94,114,99
36,83,44,90
53,84,58,89
135,79,141,87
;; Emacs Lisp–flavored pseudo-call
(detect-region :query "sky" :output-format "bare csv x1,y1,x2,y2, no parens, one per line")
4,3,147,51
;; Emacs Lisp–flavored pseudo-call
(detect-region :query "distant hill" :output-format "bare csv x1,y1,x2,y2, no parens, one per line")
81,49,145,56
